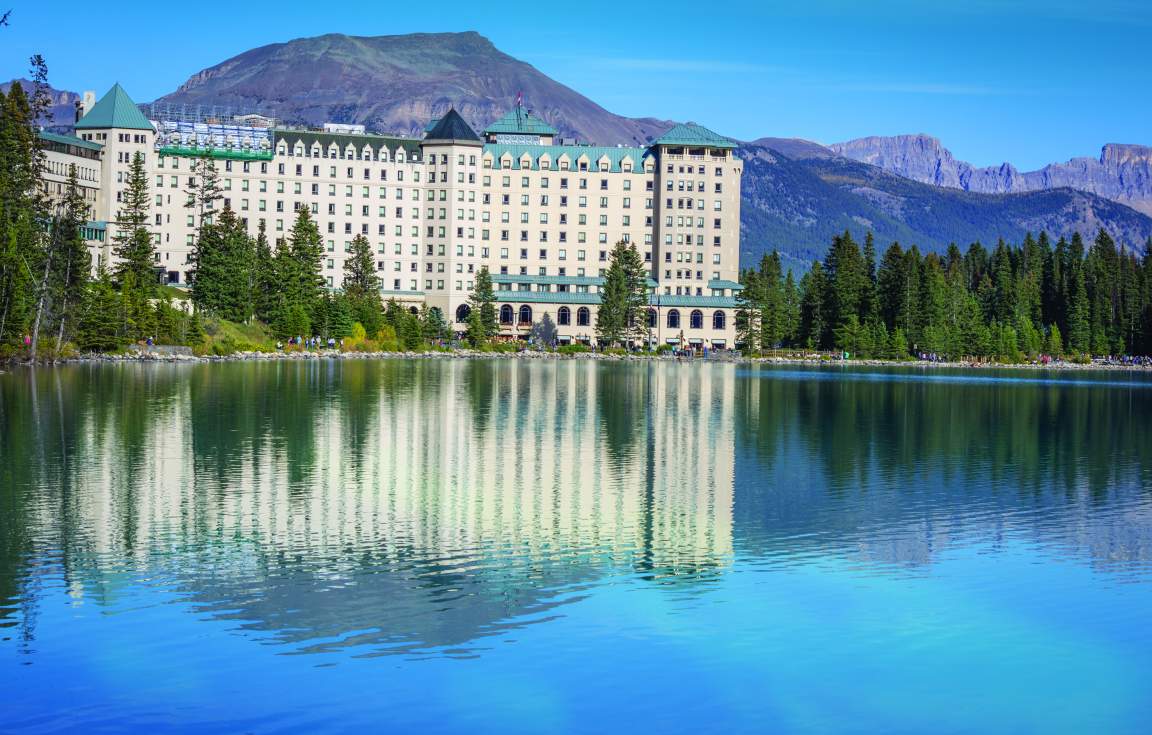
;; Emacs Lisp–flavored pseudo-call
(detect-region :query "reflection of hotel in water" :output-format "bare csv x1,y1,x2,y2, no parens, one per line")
31,361,736,652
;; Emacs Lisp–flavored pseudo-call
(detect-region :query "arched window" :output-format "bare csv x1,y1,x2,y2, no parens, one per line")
558,306,571,326
689,310,704,329
667,309,680,329
409,306,419,316
577,307,590,326
647,309,657,328
500,304,514,324
713,310,726,330
455,304,471,323
519,305,533,324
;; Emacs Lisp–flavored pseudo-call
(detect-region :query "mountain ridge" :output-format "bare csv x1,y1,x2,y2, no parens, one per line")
154,31,673,145
830,134,1152,217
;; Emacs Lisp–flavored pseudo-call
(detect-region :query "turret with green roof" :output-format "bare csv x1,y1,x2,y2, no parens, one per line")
484,106,557,144
75,84,154,131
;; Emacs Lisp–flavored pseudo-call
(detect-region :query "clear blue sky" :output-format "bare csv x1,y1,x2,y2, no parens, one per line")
3,0,1149,169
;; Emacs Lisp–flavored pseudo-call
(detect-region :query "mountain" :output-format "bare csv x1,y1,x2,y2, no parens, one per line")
0,78,80,132
830,134,1152,217
738,143,1152,268
153,32,671,145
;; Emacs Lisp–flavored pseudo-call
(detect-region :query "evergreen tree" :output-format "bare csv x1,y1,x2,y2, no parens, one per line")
50,165,91,352
74,266,126,352
468,266,498,343
184,156,223,229
251,220,277,323
823,230,869,346
270,208,324,338
421,305,450,343
798,261,827,349
734,267,763,353
189,206,253,322
342,233,384,336
1067,264,1091,355
595,240,647,347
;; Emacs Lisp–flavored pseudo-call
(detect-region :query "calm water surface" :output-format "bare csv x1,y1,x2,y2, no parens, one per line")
1,360,1151,734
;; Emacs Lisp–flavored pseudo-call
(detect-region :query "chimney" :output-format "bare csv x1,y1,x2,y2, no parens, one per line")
81,91,96,117
74,100,83,124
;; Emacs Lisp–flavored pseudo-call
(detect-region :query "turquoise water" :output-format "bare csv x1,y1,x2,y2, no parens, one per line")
1,360,1151,733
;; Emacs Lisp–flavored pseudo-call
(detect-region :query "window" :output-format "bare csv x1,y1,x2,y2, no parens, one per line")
667,310,681,329
500,304,514,324
557,307,571,326
690,310,704,329
519,305,533,324
647,309,657,328
577,307,590,327
713,311,726,330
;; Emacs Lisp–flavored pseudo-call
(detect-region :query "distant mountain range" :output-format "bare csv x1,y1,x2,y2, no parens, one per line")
1,77,80,133
10,31,1152,264
830,134,1152,217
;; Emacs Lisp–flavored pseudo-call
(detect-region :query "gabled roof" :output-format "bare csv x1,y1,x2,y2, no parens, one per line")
75,83,154,131
273,129,421,157
653,122,736,149
423,109,480,144
485,107,557,136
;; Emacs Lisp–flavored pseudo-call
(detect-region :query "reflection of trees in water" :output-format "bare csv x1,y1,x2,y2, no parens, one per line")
0,360,736,654
731,367,1152,568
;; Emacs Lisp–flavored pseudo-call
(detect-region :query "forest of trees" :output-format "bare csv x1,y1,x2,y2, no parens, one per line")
737,230,1152,360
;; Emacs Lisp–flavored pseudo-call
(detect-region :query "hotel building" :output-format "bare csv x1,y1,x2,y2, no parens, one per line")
54,84,745,347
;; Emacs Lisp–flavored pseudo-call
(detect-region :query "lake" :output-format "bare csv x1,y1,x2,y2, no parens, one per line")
2,359,1151,734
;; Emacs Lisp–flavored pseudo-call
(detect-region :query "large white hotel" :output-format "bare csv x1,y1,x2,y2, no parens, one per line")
47,84,745,347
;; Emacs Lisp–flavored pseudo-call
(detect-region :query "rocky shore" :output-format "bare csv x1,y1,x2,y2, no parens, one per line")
5,348,1151,372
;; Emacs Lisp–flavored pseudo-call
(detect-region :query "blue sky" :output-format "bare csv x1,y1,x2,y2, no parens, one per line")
2,0,1148,169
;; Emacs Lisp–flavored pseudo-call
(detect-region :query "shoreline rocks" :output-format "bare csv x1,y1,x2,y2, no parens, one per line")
4,348,1152,372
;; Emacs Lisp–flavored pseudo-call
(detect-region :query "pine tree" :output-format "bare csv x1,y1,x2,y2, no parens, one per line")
468,266,498,342
343,233,384,336
51,165,91,352
595,240,647,347
251,220,277,323
1068,264,1091,355
421,304,450,343
189,206,253,322
113,151,156,297
798,260,827,349
735,268,763,353
74,266,126,352
184,156,222,229
0,72,50,349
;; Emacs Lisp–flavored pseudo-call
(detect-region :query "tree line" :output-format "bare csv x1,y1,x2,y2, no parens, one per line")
737,230,1152,360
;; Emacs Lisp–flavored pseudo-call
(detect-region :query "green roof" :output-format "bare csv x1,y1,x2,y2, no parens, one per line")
39,131,103,152
653,122,736,149
273,129,421,157
75,84,154,131
159,146,272,161
485,107,557,136
707,279,743,291
483,143,653,172
494,292,601,304
651,294,738,308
